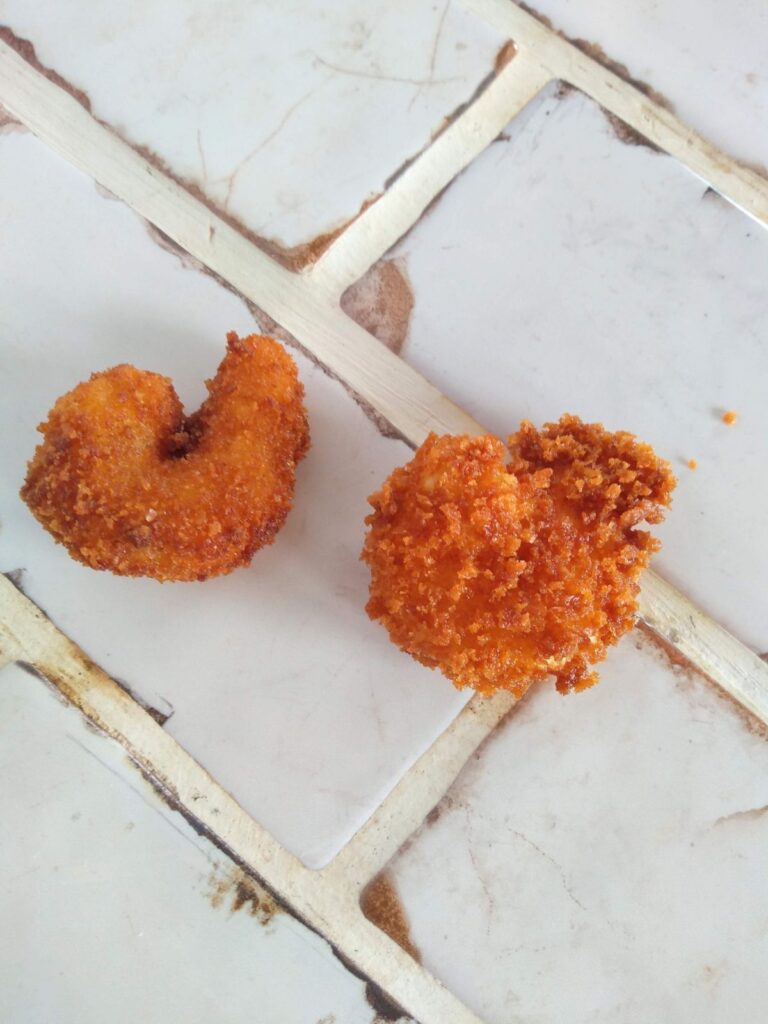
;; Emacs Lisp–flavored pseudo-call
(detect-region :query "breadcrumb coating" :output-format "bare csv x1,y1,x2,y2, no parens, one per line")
362,415,675,695
21,332,309,581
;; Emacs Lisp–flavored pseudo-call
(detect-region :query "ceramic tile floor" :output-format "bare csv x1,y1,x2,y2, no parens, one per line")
1,2,767,1022
0,129,467,869
386,635,768,1023
387,82,768,652
0,0,505,255
519,0,768,171
0,664,380,1024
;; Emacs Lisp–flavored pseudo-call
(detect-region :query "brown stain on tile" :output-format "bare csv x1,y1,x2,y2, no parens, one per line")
0,101,23,133
341,258,414,356
364,981,409,1023
636,623,768,742
0,23,377,271
494,39,518,74
0,25,93,111
207,865,281,925
714,803,768,827
360,871,421,963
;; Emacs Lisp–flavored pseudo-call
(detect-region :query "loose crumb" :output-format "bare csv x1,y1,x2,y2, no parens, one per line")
722,410,738,425
687,459,697,470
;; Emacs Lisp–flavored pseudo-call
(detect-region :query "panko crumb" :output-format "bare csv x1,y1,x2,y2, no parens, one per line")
687,458,698,470
362,415,675,697
722,410,738,426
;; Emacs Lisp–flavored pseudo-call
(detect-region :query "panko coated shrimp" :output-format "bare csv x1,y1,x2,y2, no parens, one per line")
21,332,309,581
362,415,675,696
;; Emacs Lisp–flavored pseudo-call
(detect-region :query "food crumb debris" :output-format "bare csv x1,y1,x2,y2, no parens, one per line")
722,410,738,426
687,458,698,470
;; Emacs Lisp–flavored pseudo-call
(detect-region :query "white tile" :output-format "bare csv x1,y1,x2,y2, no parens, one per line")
0,131,467,868
0,0,505,251
0,662,377,1024
386,637,768,1023
392,85,768,651
524,0,768,171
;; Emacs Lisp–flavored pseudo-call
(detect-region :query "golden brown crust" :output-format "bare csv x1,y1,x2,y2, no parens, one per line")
362,415,675,695
21,332,309,581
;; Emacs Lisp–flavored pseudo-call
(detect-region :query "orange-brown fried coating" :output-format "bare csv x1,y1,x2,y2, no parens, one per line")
21,332,309,581
362,415,675,696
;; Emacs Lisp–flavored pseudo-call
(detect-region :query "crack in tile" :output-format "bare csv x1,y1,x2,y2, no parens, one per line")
213,88,316,211
408,0,451,112
309,50,460,88
506,828,587,912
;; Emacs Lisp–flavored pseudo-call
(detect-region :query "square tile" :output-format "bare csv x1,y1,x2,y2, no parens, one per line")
386,84,768,651
0,662,378,1024
0,0,506,255
0,131,467,867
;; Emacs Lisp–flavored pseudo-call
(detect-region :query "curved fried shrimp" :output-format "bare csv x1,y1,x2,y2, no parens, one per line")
362,415,675,696
21,332,309,581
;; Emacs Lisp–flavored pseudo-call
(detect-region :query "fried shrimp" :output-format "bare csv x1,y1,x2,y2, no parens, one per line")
362,415,675,696
21,332,309,581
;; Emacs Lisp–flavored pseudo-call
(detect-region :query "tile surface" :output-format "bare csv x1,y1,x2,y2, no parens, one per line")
0,0,505,253
0,131,467,868
385,637,768,1023
0,663,377,1024
524,0,768,172
391,84,768,651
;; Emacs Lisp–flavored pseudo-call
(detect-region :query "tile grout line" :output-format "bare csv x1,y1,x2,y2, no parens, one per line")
463,0,768,226
0,576,485,1024
321,689,518,891
307,49,552,299
308,0,768,299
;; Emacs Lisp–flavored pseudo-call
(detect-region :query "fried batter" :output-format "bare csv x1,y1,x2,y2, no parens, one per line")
362,415,675,695
21,332,309,581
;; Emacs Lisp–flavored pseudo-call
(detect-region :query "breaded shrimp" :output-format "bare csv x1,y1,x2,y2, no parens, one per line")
21,332,309,581
362,415,675,695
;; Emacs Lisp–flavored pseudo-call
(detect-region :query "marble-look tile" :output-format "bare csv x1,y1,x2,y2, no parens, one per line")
385,637,768,1023
0,662,380,1024
0,131,468,868
524,0,768,171
389,85,768,652
0,0,505,254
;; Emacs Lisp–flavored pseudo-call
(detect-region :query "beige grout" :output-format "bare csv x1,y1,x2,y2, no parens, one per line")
1,11,768,1020
464,0,768,226
0,576,485,1024
321,689,518,891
